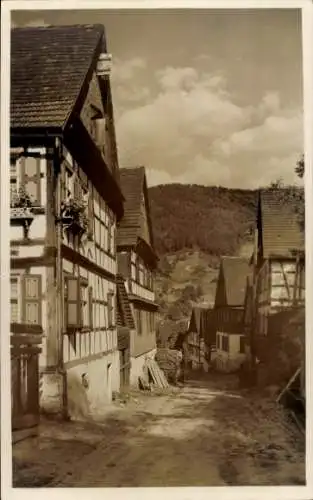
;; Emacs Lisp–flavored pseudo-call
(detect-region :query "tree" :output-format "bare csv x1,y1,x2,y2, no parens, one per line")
270,155,304,232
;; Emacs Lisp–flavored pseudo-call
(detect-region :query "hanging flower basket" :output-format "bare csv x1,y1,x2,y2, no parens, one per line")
60,198,88,234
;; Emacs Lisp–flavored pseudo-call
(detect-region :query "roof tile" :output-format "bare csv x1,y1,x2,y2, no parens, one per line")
260,189,304,258
117,167,146,247
11,24,105,128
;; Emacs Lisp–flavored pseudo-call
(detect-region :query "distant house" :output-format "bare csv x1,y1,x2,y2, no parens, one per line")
10,25,124,420
117,167,159,386
214,257,251,372
185,307,216,371
116,274,135,389
253,189,305,360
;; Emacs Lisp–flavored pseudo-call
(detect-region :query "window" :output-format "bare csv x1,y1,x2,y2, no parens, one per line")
148,311,155,333
81,284,93,328
222,335,229,352
107,291,114,328
64,276,92,330
65,166,74,199
87,183,94,239
135,256,140,283
239,336,245,354
135,309,142,335
10,161,19,205
11,274,43,325
107,216,112,254
21,156,41,206
23,275,42,325
10,276,19,323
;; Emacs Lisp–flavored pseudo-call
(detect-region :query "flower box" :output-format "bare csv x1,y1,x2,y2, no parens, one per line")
61,198,88,235
10,207,34,226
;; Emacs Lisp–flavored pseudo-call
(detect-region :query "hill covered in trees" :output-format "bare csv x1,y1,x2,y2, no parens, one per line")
148,184,258,256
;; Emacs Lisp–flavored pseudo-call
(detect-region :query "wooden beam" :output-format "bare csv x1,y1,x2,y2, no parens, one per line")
61,244,116,282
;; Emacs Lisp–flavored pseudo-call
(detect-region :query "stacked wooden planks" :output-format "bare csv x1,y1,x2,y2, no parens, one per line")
145,358,169,389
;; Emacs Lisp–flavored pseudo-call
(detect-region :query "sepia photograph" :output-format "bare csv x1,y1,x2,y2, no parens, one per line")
1,2,310,495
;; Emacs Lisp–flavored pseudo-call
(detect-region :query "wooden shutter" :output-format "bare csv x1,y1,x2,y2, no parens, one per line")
87,184,94,238
21,156,41,205
107,291,114,327
107,217,112,253
73,174,82,200
88,286,93,329
94,117,106,146
66,277,81,328
22,275,42,325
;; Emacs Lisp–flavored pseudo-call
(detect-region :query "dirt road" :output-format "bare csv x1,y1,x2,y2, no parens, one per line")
13,375,305,487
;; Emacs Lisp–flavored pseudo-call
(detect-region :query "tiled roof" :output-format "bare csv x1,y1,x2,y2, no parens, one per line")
117,166,153,248
260,189,304,258
11,24,105,128
116,274,135,330
221,256,251,307
188,307,215,337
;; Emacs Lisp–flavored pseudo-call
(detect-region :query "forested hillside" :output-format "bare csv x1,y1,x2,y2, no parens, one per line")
148,184,258,256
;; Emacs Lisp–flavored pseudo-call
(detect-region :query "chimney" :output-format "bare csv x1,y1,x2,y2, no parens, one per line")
96,53,112,77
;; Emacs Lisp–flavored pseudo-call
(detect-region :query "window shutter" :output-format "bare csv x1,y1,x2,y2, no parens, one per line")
22,275,42,325
88,185,94,238
88,286,93,329
21,156,41,205
73,174,81,200
107,217,112,253
107,291,114,327
104,119,112,168
94,117,106,146
66,277,81,328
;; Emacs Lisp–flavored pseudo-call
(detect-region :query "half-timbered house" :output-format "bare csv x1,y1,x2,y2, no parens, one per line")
214,256,251,372
184,307,216,371
116,274,135,389
10,24,124,420
253,189,305,361
117,167,159,386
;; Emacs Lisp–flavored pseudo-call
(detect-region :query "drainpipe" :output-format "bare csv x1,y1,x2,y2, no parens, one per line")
54,138,68,419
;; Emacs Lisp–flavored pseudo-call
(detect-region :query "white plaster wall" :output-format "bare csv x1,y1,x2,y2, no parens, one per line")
66,350,120,420
10,245,45,259
215,332,246,373
132,281,155,302
130,348,156,387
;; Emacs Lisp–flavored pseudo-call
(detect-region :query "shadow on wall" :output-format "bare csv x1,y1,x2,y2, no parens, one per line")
66,372,90,420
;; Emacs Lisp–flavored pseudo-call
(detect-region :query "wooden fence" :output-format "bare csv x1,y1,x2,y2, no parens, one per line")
11,332,42,440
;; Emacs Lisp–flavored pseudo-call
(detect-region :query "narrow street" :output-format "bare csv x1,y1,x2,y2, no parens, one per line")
13,374,305,487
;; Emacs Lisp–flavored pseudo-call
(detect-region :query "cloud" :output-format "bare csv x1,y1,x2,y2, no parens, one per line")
24,19,49,27
112,57,146,82
111,57,150,107
114,64,303,189
11,18,50,28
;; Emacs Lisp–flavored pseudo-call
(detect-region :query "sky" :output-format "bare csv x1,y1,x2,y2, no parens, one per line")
11,8,304,189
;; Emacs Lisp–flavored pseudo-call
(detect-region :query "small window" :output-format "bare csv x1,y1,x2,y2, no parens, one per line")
107,291,114,328
136,309,142,335
222,335,229,352
239,336,245,354
135,256,140,283
10,276,19,323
